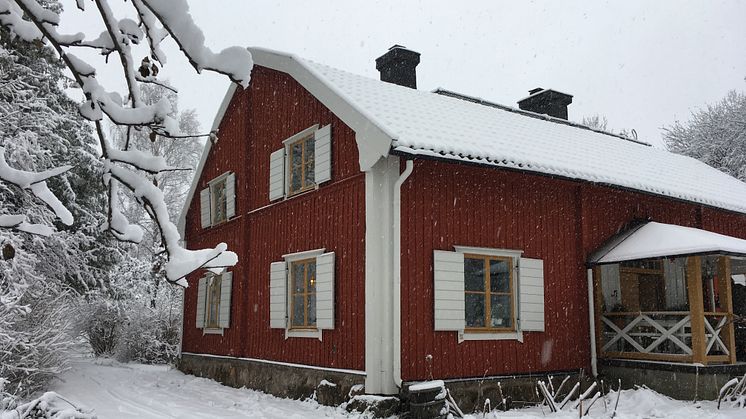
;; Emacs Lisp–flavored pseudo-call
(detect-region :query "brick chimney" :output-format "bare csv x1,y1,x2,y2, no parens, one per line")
517,88,573,120
375,45,420,89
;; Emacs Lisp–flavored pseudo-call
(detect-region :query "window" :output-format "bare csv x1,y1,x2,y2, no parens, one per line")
210,177,227,225
287,134,315,196
195,271,233,333
268,124,332,201
433,246,545,341
269,249,336,339
200,172,235,229
206,274,222,328
290,259,317,328
464,254,514,330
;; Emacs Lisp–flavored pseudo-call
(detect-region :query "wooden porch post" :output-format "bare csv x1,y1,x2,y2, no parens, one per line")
718,256,737,364
592,267,604,358
687,256,707,364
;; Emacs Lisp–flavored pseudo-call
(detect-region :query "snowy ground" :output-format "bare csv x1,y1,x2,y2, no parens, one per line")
43,355,746,418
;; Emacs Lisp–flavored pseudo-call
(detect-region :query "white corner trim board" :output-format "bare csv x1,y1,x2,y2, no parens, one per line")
393,160,414,389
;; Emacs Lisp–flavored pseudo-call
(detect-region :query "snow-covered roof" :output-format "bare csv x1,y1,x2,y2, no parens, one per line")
179,47,746,235
589,221,746,264
298,55,746,214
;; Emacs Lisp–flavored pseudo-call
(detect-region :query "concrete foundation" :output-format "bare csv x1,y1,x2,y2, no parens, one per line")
412,370,587,414
599,359,746,400
178,353,364,403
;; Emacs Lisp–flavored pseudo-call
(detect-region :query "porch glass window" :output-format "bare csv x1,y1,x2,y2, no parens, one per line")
288,134,315,196
464,255,514,330
596,255,736,364
290,258,317,328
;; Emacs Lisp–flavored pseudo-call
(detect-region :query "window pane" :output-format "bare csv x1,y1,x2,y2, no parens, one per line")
308,293,316,326
304,136,315,155
307,262,316,292
304,158,315,187
464,258,485,291
489,259,510,293
291,142,303,167
465,293,485,327
490,294,512,328
290,165,303,192
291,295,305,326
211,180,227,223
293,263,305,293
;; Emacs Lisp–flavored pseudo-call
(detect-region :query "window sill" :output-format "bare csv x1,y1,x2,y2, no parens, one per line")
203,328,224,336
458,330,523,343
285,328,322,341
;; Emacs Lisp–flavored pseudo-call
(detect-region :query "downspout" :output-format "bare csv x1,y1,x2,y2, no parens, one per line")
393,159,414,388
587,268,598,377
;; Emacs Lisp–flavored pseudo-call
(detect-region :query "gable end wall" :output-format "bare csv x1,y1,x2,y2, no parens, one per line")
182,66,365,371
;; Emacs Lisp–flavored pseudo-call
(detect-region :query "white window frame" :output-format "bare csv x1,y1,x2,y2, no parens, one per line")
283,124,319,197
204,273,223,335
453,246,524,342
282,248,326,340
202,271,231,335
208,172,231,226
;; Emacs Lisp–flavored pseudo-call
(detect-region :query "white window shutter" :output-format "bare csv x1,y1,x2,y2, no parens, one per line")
433,250,465,331
269,149,285,201
195,276,207,328
199,188,211,228
218,272,233,329
519,257,545,332
314,124,332,184
315,252,335,330
269,261,287,328
226,173,236,219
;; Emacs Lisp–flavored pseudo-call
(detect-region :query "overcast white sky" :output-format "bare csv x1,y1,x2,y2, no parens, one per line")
59,0,746,148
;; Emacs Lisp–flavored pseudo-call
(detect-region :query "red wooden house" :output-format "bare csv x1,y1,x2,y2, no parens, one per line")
177,45,746,405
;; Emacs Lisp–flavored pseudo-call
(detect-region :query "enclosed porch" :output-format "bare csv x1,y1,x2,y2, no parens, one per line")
589,221,746,366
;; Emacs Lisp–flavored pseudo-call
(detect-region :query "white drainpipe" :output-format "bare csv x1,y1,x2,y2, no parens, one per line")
393,159,414,388
587,268,598,377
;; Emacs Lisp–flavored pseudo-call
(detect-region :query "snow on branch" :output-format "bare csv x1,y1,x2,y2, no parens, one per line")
141,0,253,87
0,214,54,236
1,0,250,285
0,146,73,226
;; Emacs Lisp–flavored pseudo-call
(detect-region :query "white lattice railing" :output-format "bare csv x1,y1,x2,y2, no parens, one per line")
601,312,692,356
704,314,730,356
600,311,730,361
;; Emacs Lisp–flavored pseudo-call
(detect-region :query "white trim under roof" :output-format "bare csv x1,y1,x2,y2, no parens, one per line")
594,221,746,264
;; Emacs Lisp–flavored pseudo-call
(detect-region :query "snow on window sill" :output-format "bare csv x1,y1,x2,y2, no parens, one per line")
285,328,322,341
458,330,523,343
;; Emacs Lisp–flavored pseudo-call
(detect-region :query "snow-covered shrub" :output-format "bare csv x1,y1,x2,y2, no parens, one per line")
0,271,75,406
76,299,123,357
3,391,95,419
76,273,182,364
114,300,181,364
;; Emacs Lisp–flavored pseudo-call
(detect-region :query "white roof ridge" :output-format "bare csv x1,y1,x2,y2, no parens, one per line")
432,88,651,146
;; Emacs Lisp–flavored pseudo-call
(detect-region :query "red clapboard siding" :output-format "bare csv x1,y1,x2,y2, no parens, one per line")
182,63,746,380
400,159,746,381
182,66,365,370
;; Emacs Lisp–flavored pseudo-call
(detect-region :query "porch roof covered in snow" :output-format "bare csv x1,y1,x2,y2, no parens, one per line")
588,221,746,265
